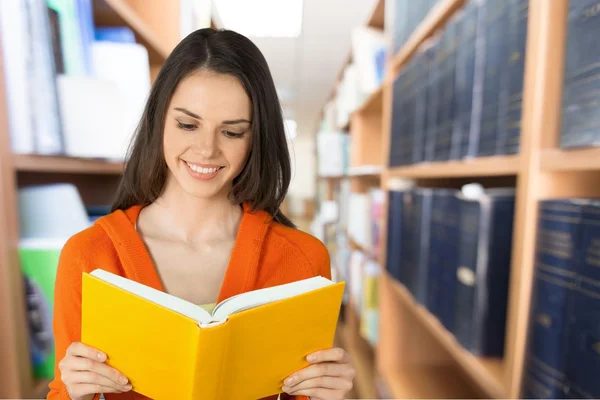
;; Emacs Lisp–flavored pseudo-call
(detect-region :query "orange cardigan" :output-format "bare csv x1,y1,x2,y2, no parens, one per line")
48,204,331,400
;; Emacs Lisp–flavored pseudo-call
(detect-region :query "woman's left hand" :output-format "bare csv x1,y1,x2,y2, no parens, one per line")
282,347,355,399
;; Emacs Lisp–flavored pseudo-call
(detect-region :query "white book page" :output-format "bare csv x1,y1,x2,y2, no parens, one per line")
211,276,334,322
90,269,212,324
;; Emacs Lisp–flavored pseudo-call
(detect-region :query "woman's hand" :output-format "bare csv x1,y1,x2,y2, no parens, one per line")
59,342,132,400
282,347,355,399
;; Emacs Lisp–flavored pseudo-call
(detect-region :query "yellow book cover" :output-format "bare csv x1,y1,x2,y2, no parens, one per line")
81,269,345,400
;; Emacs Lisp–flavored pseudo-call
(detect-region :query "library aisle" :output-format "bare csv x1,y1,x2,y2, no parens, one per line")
1,0,599,399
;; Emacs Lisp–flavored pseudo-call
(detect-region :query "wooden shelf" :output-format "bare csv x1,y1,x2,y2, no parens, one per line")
13,154,124,175
541,147,600,172
356,85,383,114
93,0,171,64
390,0,466,75
387,155,521,178
380,365,482,399
390,279,506,399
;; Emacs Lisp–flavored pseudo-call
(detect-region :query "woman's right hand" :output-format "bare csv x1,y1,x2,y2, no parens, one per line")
59,342,132,400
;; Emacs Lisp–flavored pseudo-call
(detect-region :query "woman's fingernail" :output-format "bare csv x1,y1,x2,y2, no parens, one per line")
123,384,132,391
97,352,106,361
284,376,294,385
119,376,128,385
307,354,316,362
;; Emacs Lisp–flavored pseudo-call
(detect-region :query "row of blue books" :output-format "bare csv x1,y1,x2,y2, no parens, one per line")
385,185,515,357
522,199,600,399
389,0,528,166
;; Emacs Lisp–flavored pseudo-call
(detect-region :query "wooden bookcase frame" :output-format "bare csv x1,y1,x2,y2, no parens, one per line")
320,0,600,398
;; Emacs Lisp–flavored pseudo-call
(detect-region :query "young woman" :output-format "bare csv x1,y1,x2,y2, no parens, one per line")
47,28,355,400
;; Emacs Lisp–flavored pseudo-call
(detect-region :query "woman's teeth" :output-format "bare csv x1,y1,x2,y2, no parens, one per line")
186,162,220,174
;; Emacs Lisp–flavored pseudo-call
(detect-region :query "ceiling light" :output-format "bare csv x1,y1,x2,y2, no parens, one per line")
214,0,303,38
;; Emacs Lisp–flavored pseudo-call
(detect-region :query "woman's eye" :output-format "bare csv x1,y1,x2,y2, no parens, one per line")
177,121,197,131
223,130,245,139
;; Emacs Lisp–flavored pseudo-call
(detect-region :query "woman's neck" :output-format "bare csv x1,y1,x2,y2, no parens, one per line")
142,181,243,245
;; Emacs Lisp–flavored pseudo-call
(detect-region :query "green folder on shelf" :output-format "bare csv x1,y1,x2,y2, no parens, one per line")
19,239,64,379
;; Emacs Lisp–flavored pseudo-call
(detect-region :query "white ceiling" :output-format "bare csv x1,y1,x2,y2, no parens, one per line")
214,0,378,138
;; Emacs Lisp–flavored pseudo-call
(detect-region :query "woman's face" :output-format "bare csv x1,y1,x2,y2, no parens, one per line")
163,70,252,200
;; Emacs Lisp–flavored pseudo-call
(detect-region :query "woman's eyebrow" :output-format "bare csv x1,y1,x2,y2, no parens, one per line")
173,107,250,125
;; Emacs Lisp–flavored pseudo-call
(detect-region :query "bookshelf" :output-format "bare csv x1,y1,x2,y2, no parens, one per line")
0,1,216,398
316,0,600,398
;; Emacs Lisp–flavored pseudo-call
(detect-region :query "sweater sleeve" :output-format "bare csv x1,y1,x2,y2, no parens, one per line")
47,236,100,400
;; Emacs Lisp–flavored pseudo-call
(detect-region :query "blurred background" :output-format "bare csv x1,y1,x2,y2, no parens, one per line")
1,0,599,399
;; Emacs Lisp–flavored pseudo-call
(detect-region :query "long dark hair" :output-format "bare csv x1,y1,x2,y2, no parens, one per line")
111,28,295,228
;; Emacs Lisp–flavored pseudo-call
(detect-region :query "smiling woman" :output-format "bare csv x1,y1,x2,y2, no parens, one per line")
47,27,355,400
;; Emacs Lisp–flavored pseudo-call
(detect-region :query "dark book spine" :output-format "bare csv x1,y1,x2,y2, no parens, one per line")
500,0,528,155
566,275,600,399
455,2,480,159
400,191,416,290
427,191,445,317
413,51,428,164
414,190,433,305
454,197,481,348
561,0,600,148
385,191,405,282
580,202,600,282
403,61,417,165
466,0,488,158
522,200,585,399
450,11,465,160
434,20,458,162
478,0,510,157
424,37,441,162
440,193,460,331
389,72,405,166
455,191,516,356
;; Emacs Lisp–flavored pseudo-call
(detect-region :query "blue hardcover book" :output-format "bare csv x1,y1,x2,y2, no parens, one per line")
412,49,430,164
454,187,515,356
389,71,405,166
560,0,600,148
580,201,600,282
402,60,418,166
566,276,600,399
385,191,406,282
434,20,458,162
413,189,433,305
426,189,457,320
477,0,510,157
424,36,442,162
400,191,417,289
522,199,587,399
499,0,528,155
454,1,482,159
440,191,460,331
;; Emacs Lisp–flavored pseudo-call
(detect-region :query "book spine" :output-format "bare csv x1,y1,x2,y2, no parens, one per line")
478,0,510,157
389,72,404,166
473,193,515,356
412,50,428,164
424,37,441,162
500,0,528,155
385,191,405,282
433,24,455,162
456,1,479,159
466,0,488,158
450,11,465,161
522,199,585,399
561,0,600,149
440,192,460,331
580,202,600,282
454,197,481,349
400,191,416,292
426,190,448,319
414,190,433,305
566,276,600,399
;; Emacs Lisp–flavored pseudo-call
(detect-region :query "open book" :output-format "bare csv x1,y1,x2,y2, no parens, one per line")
88,269,337,326
82,269,345,400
